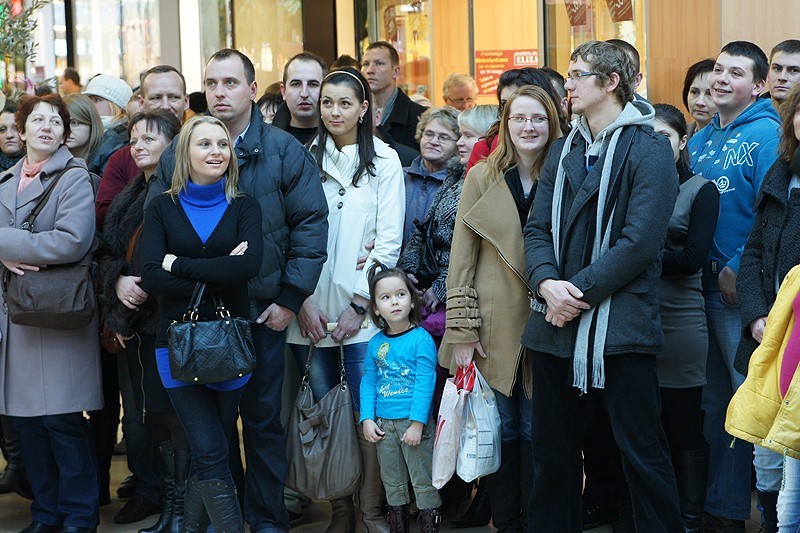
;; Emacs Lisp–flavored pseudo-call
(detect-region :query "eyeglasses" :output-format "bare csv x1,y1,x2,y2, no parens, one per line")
566,70,601,81
446,97,476,105
69,119,88,128
508,115,549,126
421,130,456,143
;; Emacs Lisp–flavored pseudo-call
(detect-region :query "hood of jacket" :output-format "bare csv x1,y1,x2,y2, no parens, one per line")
574,99,655,157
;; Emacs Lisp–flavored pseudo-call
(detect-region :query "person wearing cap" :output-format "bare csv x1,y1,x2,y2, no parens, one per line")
83,74,133,175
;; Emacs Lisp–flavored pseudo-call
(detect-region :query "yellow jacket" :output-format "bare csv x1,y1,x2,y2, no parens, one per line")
726,264,800,458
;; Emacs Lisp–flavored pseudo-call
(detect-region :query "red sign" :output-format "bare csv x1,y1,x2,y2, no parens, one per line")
474,49,539,97
565,0,587,27
606,0,633,22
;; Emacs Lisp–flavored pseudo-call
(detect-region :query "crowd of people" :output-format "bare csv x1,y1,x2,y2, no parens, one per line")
0,34,799,533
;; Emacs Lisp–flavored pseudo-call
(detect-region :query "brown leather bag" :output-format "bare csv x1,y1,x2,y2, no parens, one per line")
100,224,143,354
286,344,362,500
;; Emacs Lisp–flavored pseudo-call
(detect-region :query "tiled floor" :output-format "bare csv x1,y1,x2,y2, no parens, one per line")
0,454,762,532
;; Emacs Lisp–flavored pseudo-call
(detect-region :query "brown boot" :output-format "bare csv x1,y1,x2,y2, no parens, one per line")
355,415,389,533
417,508,440,533
325,497,355,533
387,505,409,533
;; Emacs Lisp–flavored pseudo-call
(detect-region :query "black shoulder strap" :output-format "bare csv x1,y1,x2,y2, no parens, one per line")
20,164,82,232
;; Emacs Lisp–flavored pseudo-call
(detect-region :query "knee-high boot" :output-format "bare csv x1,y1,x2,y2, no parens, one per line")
197,478,244,533
169,449,190,533
139,441,176,533
355,417,389,533
325,496,356,533
182,476,209,533
518,439,533,529
675,447,708,533
757,489,779,533
0,415,27,495
481,441,522,533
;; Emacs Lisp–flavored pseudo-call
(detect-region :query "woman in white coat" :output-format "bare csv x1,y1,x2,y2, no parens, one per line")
0,94,102,533
286,67,405,533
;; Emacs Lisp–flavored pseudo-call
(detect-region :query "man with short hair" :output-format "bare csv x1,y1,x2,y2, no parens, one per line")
147,48,328,533
765,39,800,111
523,40,683,532
688,41,780,532
271,51,327,145
361,41,425,152
442,73,477,111
59,67,81,95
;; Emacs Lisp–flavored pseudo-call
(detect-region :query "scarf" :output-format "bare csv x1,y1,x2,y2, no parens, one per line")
18,156,50,193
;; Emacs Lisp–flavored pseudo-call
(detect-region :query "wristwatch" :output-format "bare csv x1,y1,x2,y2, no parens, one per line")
350,302,367,315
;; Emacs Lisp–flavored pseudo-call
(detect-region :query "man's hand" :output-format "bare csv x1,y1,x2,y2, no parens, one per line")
538,279,590,327
718,266,738,305
750,316,767,344
256,303,296,332
296,299,328,342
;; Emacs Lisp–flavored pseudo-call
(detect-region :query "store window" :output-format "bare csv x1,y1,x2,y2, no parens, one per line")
543,0,647,98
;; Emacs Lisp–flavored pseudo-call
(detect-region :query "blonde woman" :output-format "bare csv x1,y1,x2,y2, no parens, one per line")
64,94,104,163
141,116,263,533
442,85,562,531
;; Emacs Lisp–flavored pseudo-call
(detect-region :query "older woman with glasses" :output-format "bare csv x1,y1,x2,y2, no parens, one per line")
402,107,460,247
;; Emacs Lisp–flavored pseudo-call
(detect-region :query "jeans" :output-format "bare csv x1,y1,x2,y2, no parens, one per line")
702,290,752,520
529,351,682,533
117,345,159,502
290,342,368,414
779,455,800,533
167,383,243,482
14,413,100,528
493,368,532,443
376,417,441,510
755,445,784,492
239,325,290,532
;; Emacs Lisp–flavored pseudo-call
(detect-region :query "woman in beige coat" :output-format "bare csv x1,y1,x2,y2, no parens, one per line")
441,85,562,531
0,94,102,533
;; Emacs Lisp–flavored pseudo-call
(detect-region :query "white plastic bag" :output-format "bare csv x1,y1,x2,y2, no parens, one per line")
431,367,472,488
456,365,501,482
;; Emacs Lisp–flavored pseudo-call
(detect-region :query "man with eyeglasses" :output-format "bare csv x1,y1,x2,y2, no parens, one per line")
522,40,683,532
442,73,478,111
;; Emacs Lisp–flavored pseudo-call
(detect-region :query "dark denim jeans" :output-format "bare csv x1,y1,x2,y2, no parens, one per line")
529,351,682,533
14,413,100,528
167,383,243,482
290,342,368,413
239,325,290,532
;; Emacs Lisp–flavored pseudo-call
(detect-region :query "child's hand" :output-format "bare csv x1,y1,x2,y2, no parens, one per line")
401,421,424,446
362,419,385,443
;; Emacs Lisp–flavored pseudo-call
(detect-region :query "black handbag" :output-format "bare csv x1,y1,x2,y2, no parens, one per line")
286,344,362,500
412,216,440,289
167,282,256,384
1,165,97,330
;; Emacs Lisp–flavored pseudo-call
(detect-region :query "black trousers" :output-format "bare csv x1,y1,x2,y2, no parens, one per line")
528,351,682,533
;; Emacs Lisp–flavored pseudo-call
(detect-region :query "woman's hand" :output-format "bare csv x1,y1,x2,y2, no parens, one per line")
1,259,40,276
230,241,248,256
115,275,149,310
355,240,375,271
362,419,385,443
298,299,329,344
332,296,368,343
162,254,177,272
423,288,441,312
750,316,767,344
402,421,423,446
453,341,487,368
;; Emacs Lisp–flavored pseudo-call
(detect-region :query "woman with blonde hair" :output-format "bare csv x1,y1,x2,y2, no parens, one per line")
441,85,562,531
141,115,263,533
64,94,104,163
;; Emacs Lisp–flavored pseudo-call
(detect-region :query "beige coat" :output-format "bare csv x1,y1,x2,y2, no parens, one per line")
0,146,103,416
440,163,533,396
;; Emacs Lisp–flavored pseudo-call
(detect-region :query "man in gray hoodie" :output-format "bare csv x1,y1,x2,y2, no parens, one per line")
522,40,682,532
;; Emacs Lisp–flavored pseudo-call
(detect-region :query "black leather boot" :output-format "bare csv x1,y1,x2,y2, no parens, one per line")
169,449,190,533
182,476,208,533
387,504,409,533
139,442,175,533
416,508,441,533
482,441,523,532
451,482,491,528
757,489,779,533
197,478,244,533
0,415,25,494
675,447,708,533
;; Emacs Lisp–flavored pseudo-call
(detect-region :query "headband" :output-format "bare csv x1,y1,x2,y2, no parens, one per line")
324,70,367,99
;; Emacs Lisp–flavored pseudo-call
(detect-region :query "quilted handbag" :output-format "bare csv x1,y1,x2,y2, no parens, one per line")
167,282,256,384
286,344,362,500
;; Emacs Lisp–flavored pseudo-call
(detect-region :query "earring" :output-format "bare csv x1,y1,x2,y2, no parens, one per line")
359,115,364,124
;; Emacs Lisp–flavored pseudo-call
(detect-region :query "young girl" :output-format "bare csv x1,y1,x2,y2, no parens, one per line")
360,264,441,533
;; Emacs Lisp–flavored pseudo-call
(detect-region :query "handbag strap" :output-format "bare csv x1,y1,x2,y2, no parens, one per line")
19,164,82,232
181,282,207,321
301,343,347,389
125,223,143,262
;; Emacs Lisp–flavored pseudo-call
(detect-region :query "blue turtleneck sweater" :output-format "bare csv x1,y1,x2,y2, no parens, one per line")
179,179,228,243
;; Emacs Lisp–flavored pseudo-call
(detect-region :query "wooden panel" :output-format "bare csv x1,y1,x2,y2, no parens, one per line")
431,0,471,105
718,0,800,60
646,0,719,116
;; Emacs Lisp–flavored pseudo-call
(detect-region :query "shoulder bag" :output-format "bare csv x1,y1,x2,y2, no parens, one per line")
2,165,97,329
167,282,256,384
286,344,362,500
100,223,144,354
412,216,440,289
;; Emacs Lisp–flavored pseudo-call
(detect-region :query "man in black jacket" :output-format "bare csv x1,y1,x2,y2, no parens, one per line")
522,41,682,532
271,51,327,145
147,49,328,533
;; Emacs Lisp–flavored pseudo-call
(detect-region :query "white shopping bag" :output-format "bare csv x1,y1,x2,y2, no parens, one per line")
431,366,472,488
456,365,501,482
